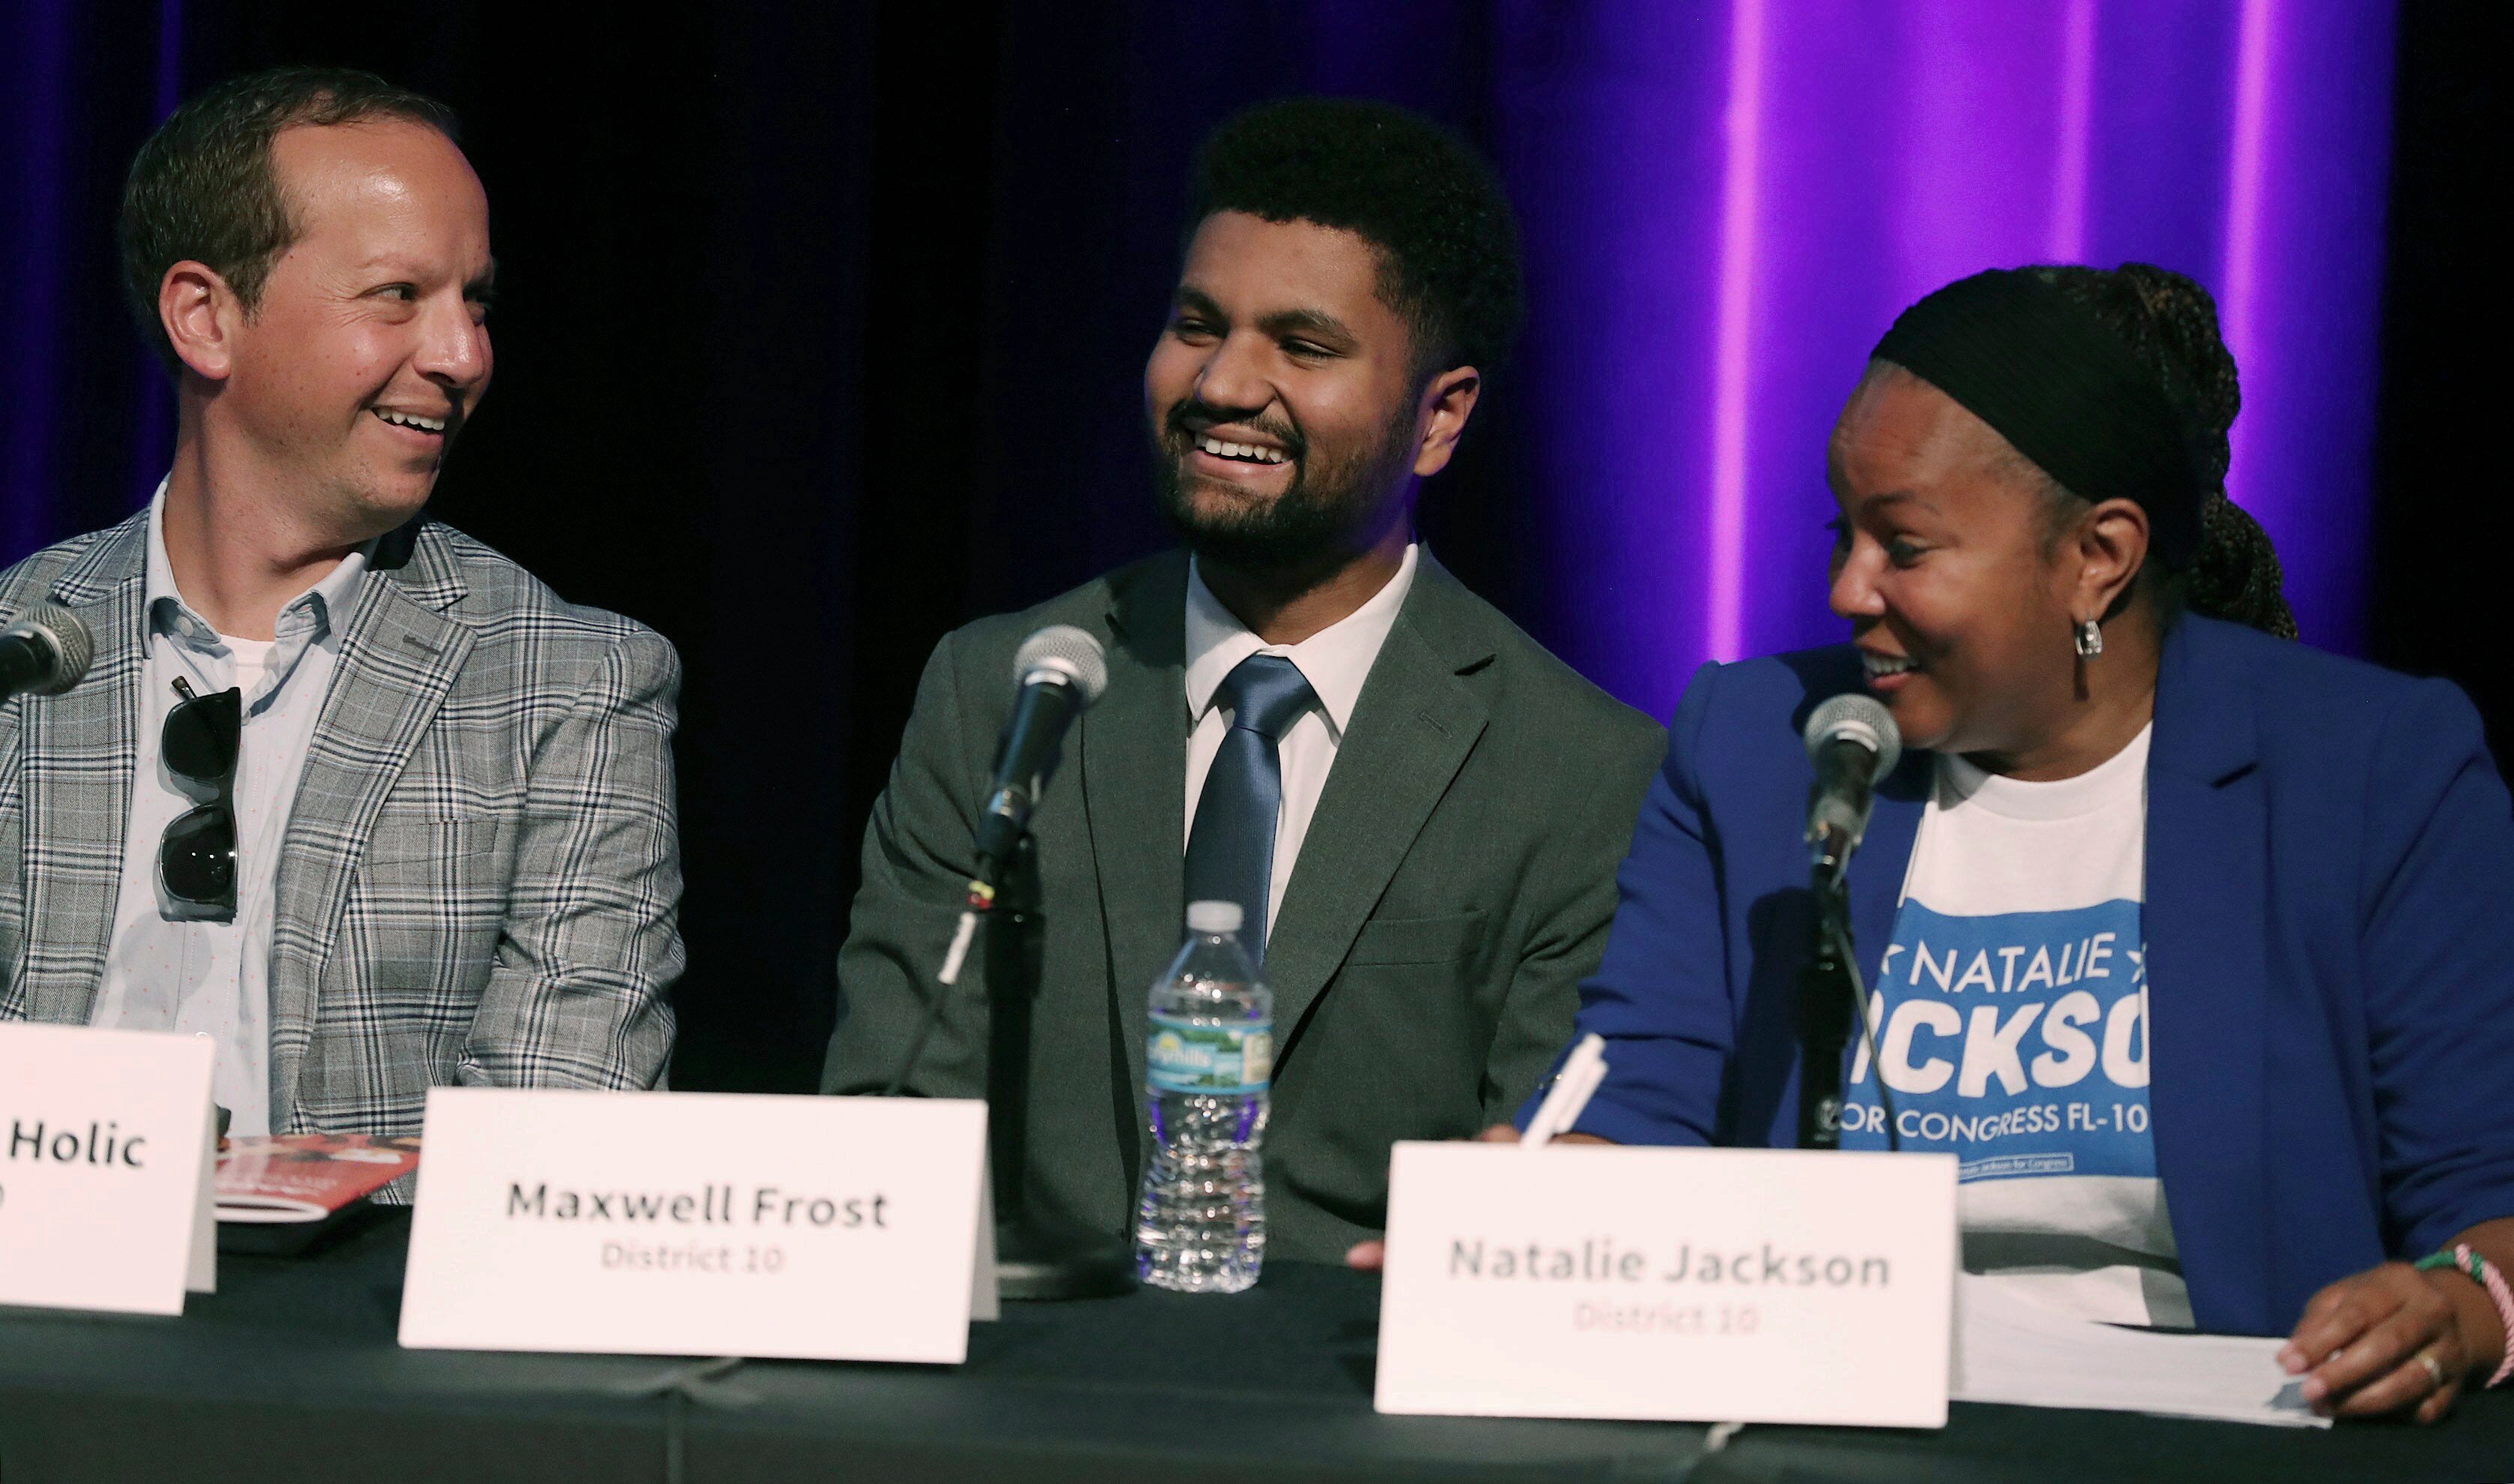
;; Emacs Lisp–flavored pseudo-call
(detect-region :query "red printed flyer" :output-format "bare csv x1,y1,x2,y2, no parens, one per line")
216,1134,420,1225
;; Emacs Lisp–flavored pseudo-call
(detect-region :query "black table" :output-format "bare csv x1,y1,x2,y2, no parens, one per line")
2,1214,2509,1483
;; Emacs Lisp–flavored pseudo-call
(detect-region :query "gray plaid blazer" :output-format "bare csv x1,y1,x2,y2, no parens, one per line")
0,510,682,1135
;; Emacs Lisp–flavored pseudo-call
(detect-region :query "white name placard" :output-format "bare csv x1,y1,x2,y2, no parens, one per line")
1376,1143,1957,1429
399,1089,995,1363
0,1024,218,1315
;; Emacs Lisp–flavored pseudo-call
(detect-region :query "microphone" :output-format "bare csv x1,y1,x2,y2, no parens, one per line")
1803,693,1900,883
972,625,1109,888
904,624,1112,1056
0,604,94,700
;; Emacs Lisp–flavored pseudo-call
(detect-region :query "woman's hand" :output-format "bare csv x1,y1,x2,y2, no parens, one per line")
2278,1261,2492,1422
1343,1125,1612,1272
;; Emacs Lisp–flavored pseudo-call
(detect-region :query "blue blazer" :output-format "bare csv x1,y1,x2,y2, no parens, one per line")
1547,614,2514,1336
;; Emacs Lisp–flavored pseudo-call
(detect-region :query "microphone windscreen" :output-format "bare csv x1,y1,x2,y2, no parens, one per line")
1804,692,1901,780
8,602,94,694
1012,625,1109,706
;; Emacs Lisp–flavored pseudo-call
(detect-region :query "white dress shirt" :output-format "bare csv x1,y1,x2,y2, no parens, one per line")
87,483,369,1136
1183,543,1418,938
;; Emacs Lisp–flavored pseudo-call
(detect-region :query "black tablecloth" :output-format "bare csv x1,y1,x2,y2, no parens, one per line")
2,1213,2510,1483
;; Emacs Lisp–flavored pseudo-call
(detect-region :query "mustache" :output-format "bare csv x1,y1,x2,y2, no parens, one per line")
1162,401,1305,460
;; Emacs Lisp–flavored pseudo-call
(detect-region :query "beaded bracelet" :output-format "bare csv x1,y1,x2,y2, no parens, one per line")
2414,1244,2514,1389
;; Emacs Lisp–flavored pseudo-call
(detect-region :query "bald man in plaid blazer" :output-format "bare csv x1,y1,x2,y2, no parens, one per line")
0,512,683,1135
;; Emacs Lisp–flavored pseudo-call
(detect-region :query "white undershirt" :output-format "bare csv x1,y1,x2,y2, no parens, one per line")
1182,544,1417,937
226,637,273,700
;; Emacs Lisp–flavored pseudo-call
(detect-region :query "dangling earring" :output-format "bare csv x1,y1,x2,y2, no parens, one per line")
2074,619,2104,659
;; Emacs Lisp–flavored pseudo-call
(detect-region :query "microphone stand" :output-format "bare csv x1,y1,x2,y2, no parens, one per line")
981,831,1135,1300
1796,866,1856,1150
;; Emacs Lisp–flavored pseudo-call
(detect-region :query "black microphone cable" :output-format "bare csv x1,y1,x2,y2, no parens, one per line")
1828,900,1901,1153
880,868,999,1099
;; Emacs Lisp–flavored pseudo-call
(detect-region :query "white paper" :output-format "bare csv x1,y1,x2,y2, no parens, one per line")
0,1024,218,1315
399,1089,992,1363
1375,1143,1958,1429
1952,1273,2328,1427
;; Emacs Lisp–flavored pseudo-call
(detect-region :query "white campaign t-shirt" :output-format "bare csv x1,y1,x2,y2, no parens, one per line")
1839,724,2188,1328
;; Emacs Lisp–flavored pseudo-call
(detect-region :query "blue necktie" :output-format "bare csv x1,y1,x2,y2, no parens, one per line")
1184,653,1317,964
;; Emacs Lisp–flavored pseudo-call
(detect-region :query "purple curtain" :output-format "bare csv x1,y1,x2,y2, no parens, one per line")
0,1,2399,721
0,1,184,558
1493,0,2394,720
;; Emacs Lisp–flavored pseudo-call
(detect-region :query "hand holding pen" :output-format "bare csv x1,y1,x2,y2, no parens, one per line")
1345,1033,1615,1272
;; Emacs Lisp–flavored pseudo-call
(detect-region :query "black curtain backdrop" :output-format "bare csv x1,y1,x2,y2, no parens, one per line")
3,1,2502,1095
2367,1,2511,775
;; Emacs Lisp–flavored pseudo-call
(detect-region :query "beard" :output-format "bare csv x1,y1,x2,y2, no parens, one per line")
1148,397,1419,577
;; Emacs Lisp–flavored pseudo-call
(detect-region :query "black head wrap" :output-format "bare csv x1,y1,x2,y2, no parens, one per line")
1871,268,2206,571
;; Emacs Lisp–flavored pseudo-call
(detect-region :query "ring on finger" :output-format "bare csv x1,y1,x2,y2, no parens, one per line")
2416,1351,2446,1392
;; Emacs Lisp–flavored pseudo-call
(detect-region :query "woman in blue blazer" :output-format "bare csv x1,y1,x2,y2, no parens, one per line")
1543,265,2514,1422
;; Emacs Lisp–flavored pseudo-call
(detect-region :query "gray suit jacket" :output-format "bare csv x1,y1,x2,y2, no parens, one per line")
0,511,682,1136
824,550,1662,1260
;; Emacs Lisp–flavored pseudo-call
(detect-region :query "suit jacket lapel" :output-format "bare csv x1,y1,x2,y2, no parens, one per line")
1080,553,1189,1109
2141,619,2272,1333
1264,556,1490,1063
15,517,150,1024
267,523,473,1129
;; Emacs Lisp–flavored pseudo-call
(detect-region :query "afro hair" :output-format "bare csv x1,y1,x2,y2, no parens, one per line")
1186,97,1526,382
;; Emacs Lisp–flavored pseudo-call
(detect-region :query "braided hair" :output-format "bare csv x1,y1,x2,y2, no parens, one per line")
2026,263,2298,640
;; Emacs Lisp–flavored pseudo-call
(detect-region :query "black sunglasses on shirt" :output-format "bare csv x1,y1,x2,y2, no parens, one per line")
160,676,240,919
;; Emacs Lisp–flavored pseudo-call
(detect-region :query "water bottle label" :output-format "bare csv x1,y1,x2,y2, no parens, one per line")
1145,1014,1273,1095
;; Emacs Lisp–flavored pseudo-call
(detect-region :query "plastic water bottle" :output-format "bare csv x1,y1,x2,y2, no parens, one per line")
1134,900,1272,1293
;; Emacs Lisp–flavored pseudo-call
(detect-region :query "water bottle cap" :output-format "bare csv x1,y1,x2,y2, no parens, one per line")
1186,900,1244,935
